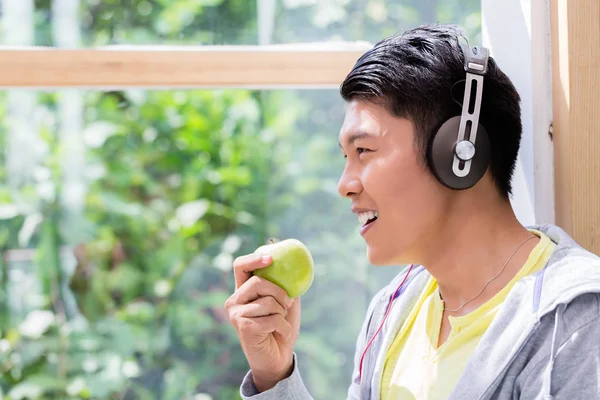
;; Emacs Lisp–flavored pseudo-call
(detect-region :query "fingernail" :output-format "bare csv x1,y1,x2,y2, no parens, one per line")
286,298,294,308
261,255,271,264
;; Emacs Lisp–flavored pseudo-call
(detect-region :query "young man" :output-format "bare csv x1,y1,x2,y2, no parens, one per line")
225,25,600,399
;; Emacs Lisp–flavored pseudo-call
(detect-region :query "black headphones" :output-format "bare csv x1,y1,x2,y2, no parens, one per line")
427,43,491,190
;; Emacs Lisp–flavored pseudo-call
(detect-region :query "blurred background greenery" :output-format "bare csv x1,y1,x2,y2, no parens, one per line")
0,0,480,399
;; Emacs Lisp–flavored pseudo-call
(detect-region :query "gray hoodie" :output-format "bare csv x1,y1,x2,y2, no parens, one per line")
240,224,600,399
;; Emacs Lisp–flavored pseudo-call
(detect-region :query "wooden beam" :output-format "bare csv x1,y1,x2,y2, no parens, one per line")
0,44,369,88
550,0,600,255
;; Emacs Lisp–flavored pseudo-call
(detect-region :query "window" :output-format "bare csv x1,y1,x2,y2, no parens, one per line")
0,1,482,399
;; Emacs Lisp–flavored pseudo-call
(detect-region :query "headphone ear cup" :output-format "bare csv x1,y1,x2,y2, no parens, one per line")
428,116,491,190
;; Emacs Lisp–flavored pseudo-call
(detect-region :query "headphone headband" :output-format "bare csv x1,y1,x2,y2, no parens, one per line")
451,44,489,178
461,44,490,75
427,42,492,190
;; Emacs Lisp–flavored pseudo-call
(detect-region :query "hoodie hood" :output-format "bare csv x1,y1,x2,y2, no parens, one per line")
448,223,600,399
532,224,600,315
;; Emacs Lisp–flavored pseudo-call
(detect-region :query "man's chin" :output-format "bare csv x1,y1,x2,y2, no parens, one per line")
366,247,397,266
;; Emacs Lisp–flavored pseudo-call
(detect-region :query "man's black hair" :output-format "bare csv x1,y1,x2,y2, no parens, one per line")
340,24,522,198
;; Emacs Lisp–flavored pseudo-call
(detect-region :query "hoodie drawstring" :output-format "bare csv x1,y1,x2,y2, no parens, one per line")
543,304,565,400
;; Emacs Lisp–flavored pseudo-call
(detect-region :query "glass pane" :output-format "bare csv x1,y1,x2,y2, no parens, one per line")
0,3,484,399
0,87,400,399
1,0,480,47
273,0,482,45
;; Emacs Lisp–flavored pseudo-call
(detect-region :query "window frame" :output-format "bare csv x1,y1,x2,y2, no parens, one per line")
0,44,369,89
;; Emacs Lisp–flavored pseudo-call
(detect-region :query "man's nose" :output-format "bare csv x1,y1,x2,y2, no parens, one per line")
337,165,362,198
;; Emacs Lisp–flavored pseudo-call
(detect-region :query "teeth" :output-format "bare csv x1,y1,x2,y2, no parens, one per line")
358,211,379,225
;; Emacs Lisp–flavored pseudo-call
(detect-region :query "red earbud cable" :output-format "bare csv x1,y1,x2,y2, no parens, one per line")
358,264,414,383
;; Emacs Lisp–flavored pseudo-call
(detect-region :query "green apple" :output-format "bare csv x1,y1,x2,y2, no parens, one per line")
252,238,315,298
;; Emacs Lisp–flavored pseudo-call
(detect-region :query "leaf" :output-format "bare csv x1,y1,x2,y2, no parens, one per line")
96,192,144,217
0,204,19,219
96,320,137,357
122,301,156,324
18,341,47,368
176,200,210,228
221,234,242,253
217,166,252,185
8,374,64,399
84,353,128,398
18,310,55,339
66,377,91,398
18,212,43,248
106,262,145,302
84,121,120,148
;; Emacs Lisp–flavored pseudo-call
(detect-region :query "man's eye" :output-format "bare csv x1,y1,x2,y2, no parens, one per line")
357,148,371,155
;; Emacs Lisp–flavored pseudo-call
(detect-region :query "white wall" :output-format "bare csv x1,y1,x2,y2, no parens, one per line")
481,0,555,226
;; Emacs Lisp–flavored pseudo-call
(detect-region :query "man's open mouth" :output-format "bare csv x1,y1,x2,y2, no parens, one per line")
358,211,379,227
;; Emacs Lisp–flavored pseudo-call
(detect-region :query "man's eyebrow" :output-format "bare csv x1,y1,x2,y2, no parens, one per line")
338,131,376,148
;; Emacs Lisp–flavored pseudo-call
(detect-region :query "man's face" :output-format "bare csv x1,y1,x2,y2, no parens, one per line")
338,100,449,266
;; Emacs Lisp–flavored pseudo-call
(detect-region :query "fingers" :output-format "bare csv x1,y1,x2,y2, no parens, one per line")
239,276,293,308
236,296,288,319
233,253,273,289
226,253,296,344
238,314,292,340
226,275,293,311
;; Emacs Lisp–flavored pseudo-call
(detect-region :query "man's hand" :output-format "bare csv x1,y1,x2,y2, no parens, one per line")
225,252,301,392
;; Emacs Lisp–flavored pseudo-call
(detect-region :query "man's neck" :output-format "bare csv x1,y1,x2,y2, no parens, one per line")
417,193,539,315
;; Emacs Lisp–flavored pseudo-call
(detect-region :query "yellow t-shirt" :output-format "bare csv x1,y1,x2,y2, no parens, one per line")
380,230,556,400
